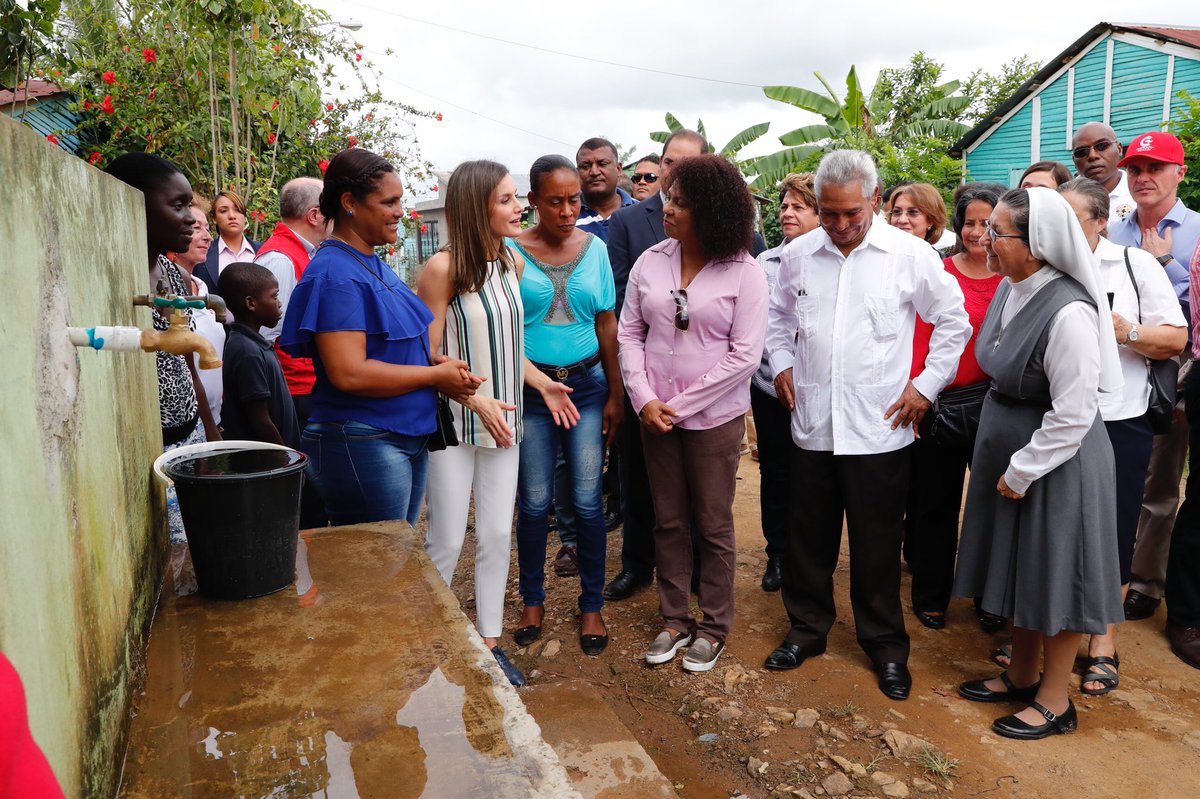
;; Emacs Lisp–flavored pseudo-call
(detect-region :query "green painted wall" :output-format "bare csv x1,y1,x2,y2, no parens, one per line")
0,117,166,798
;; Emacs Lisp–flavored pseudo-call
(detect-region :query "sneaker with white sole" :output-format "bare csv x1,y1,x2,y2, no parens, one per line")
682,637,724,672
645,629,694,665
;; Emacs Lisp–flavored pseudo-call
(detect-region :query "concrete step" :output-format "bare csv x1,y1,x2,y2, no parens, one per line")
521,678,678,799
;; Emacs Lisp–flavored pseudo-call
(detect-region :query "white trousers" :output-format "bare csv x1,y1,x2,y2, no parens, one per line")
425,443,520,639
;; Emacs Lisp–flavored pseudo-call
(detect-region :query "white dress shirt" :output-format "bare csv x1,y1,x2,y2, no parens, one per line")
998,268,1100,494
1108,170,1135,225
766,221,970,455
1095,237,1187,421
186,274,226,425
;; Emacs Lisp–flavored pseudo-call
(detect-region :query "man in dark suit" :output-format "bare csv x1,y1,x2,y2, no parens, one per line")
603,129,708,600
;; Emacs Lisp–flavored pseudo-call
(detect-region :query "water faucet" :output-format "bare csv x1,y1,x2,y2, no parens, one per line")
66,291,225,368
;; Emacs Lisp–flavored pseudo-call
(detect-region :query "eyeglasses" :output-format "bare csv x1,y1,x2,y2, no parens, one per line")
631,172,659,184
889,208,925,220
1071,139,1118,160
983,221,1023,241
670,288,689,331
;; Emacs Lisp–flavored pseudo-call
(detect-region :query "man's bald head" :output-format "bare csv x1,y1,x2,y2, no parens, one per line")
1071,122,1122,189
279,177,323,221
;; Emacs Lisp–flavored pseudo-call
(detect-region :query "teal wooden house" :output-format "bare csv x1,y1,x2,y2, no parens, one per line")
952,23,1200,186
0,81,84,153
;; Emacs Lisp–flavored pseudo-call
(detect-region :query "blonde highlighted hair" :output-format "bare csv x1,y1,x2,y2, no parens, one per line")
443,160,516,294
885,183,947,243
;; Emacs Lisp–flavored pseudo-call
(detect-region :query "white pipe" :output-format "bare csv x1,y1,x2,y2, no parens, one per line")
152,440,298,487
67,326,143,352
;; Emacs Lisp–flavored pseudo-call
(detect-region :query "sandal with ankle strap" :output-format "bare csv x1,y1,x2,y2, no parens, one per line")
1081,653,1120,696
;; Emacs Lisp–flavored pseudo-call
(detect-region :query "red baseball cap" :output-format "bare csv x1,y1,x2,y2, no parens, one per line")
1118,131,1185,167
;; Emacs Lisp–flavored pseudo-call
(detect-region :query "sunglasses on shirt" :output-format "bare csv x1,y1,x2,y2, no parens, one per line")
670,288,689,331
1071,139,1118,160
631,172,659,184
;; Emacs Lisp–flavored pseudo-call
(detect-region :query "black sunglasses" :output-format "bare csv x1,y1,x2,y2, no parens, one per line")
670,288,689,331
1071,139,1118,160
631,172,659,184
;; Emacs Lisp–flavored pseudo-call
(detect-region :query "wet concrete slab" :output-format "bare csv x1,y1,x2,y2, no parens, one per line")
522,680,678,798
120,522,576,798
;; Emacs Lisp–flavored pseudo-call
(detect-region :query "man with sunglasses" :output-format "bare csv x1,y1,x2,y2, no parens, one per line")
1071,122,1134,223
629,155,661,202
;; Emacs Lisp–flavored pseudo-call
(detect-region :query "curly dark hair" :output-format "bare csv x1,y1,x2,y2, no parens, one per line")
319,148,395,221
664,154,754,260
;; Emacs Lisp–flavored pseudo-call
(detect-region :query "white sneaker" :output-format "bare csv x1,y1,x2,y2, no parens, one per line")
645,629,694,665
682,637,724,673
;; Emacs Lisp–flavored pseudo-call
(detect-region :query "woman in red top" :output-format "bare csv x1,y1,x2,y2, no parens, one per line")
906,183,1006,630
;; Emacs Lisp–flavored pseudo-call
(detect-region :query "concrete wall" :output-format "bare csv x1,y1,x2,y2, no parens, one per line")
0,117,165,798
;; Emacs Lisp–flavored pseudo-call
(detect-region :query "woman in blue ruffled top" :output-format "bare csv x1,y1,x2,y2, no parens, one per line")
280,149,483,525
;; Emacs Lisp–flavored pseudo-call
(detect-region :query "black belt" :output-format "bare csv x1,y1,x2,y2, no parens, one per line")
161,415,199,447
987,388,1051,411
531,353,601,381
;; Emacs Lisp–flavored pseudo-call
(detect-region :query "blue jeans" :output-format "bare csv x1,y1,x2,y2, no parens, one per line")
301,420,428,526
517,362,608,612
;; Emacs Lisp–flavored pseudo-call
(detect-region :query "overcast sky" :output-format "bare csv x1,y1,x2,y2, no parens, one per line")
314,0,1197,199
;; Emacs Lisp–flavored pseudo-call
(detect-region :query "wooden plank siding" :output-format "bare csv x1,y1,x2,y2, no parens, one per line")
966,33,1200,187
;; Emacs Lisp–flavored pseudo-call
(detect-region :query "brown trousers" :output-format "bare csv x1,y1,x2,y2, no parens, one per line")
641,416,744,643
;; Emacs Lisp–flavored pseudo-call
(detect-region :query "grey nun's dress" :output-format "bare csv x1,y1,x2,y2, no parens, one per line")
953,272,1124,636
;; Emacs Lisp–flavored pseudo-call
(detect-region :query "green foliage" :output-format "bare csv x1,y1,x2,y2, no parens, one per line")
960,55,1041,124
1,0,61,86
648,112,769,160
1167,91,1200,211
24,0,433,241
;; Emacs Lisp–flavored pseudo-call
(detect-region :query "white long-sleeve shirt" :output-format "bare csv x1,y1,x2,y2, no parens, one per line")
766,221,970,455
997,268,1101,494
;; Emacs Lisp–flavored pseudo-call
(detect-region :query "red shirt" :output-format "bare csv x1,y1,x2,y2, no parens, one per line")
256,223,316,396
0,653,66,798
911,257,1001,390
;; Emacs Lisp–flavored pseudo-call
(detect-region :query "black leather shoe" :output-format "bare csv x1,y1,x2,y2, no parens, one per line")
1166,621,1200,669
1123,589,1161,621
993,700,1077,740
604,509,622,532
915,609,946,630
580,633,609,656
603,570,651,601
876,662,912,700
959,671,1041,703
763,640,825,671
977,609,1008,634
761,556,783,592
513,606,543,647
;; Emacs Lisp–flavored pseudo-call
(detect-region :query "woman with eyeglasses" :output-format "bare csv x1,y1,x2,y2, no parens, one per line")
752,172,819,592
510,154,622,656
629,155,661,202
954,187,1124,740
618,154,768,673
904,183,1006,632
885,183,947,247
1058,177,1186,696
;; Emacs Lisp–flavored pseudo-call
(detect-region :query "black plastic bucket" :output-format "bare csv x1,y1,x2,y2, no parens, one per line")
165,447,308,600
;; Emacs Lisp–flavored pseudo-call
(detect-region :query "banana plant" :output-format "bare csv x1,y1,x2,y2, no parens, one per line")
648,112,770,161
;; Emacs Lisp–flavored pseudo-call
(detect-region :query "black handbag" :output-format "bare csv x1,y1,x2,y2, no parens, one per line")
1122,247,1179,435
919,381,989,450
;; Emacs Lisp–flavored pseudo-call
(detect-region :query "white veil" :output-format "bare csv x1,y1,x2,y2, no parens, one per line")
1026,187,1123,393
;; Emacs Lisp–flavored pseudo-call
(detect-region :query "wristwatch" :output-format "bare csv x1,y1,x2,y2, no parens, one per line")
1157,253,1173,266
1126,324,1140,345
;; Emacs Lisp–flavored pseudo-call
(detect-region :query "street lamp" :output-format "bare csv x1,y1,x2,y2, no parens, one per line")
315,19,364,31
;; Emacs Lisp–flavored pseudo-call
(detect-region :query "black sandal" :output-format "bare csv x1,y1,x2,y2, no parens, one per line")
1080,653,1120,696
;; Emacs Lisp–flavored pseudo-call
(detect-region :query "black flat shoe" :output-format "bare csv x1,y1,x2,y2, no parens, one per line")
876,662,912,701
993,700,1077,740
915,609,946,630
761,555,783,592
977,609,1007,634
513,624,542,647
763,640,825,671
602,570,651,601
959,671,1041,703
580,633,609,656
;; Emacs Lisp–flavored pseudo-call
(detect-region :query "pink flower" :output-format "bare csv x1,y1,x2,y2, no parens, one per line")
46,134,60,145
355,52,362,62
101,71,116,85
431,185,439,192
142,48,156,63
318,159,329,174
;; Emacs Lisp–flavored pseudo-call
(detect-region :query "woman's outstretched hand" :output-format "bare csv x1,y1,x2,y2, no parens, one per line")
540,381,580,429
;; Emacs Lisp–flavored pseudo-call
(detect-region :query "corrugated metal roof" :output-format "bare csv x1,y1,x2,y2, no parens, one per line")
950,22,1200,156
2,95,86,154
0,80,66,107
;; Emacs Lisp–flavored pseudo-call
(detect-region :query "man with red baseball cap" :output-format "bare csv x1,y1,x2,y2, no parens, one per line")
1110,130,1200,671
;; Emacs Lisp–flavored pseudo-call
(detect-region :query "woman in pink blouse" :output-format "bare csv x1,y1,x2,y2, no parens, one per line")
618,154,768,673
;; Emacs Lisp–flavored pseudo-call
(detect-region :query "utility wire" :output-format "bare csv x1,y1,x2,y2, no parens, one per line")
337,0,763,89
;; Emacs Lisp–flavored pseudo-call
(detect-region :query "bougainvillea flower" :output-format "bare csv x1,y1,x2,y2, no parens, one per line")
46,134,59,145
88,152,103,165
102,71,116,85
100,95,115,114
318,159,329,174
347,135,358,147
143,48,156,63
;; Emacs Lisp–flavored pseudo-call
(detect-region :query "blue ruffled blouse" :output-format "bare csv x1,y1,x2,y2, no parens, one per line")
280,241,436,436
